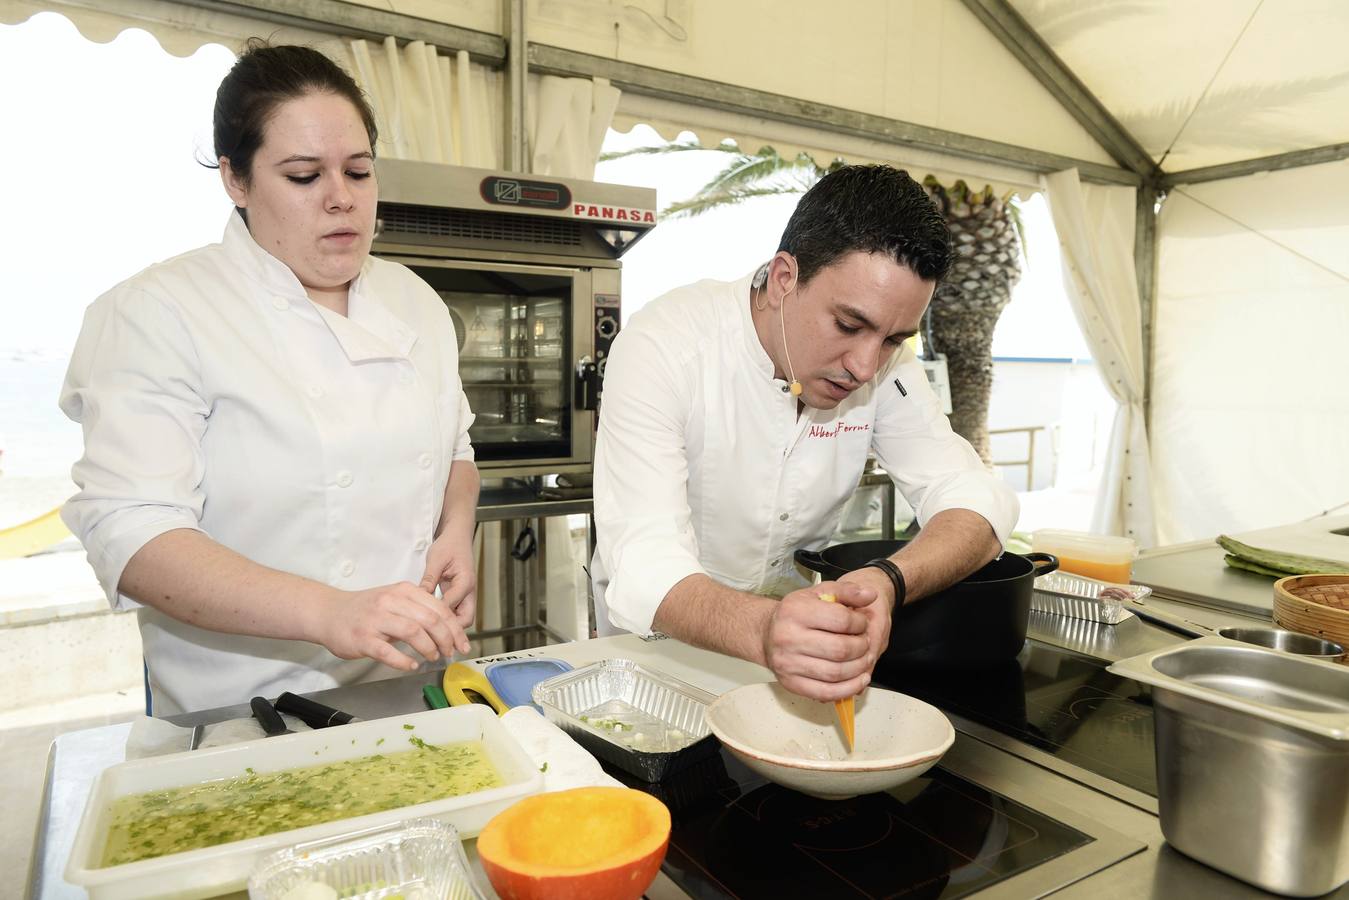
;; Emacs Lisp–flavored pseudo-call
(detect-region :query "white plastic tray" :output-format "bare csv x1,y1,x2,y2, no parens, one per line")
65,705,542,900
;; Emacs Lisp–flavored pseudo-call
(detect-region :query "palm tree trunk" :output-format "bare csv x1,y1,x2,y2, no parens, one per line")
926,302,1002,465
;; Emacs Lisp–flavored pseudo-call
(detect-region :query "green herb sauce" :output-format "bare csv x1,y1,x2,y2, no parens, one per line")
100,738,501,867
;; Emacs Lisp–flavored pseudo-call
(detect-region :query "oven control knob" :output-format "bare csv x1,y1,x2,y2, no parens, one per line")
595,315,618,339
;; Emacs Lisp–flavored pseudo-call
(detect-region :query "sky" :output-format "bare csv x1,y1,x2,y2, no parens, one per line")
0,13,236,359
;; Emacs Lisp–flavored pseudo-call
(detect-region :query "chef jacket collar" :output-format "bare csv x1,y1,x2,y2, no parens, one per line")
734,268,784,384
221,210,416,362
316,292,418,362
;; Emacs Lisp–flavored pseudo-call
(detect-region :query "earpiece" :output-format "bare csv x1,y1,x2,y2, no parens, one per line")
751,263,769,290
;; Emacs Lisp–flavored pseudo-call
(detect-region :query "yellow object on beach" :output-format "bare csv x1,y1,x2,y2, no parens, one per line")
818,593,856,751
0,506,71,560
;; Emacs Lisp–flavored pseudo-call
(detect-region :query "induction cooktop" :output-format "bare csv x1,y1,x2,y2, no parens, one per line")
644,752,1092,899
876,641,1158,800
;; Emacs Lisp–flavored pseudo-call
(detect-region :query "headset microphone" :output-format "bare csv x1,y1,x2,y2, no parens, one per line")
754,261,802,397
781,302,803,397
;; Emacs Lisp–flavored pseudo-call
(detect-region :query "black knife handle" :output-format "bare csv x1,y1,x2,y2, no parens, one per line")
275,691,357,728
250,696,289,736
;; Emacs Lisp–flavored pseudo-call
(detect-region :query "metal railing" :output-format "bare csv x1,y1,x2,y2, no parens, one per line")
989,425,1048,491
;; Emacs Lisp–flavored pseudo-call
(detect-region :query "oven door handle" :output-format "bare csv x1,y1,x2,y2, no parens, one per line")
575,355,600,411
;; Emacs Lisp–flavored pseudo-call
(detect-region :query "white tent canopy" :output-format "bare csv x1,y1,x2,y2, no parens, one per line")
4,0,1346,544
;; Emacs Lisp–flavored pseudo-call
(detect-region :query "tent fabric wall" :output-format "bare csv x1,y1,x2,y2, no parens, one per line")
1151,160,1349,543
526,0,1116,167
343,0,498,37
347,37,502,167
1009,0,1349,173
1043,168,1155,546
528,73,621,179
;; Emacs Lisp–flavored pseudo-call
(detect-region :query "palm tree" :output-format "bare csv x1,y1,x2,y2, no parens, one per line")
920,176,1024,465
602,142,1024,465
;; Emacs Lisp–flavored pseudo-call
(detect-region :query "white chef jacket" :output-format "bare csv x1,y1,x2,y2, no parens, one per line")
591,271,1018,635
60,212,475,715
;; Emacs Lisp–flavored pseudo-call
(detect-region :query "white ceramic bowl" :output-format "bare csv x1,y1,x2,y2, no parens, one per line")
706,683,954,800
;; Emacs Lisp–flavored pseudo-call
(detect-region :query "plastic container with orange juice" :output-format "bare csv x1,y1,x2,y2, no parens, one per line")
1030,529,1138,584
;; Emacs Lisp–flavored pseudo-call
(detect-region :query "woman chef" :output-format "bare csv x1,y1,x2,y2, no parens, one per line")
60,42,478,715
592,165,1019,702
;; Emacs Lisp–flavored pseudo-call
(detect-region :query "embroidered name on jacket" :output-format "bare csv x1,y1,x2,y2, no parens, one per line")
808,422,872,439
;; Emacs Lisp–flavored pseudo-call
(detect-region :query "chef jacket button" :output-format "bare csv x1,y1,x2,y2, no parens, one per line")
339,560,355,577
418,453,433,469
336,470,354,488
780,385,789,393
779,513,789,521
771,559,780,567
272,296,289,311
307,385,324,399
414,538,429,552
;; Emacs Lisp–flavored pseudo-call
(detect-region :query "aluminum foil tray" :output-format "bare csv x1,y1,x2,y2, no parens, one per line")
1032,571,1152,625
531,659,719,783
248,817,487,900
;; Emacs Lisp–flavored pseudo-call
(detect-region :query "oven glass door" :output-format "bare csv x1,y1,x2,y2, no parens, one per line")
383,257,588,464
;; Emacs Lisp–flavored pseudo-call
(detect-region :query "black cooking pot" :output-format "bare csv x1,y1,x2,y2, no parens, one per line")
795,540,1058,667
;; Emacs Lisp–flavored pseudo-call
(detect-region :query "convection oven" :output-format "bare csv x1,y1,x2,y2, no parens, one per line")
371,160,656,476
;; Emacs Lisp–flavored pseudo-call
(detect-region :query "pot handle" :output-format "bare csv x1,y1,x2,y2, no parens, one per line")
794,548,828,573
1025,552,1059,576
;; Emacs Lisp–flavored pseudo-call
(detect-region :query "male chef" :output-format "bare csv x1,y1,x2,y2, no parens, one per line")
591,165,1018,701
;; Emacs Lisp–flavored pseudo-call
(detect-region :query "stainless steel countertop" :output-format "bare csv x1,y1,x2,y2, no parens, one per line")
29,600,1344,899
1133,541,1277,616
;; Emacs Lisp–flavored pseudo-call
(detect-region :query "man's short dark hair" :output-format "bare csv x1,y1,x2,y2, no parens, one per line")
778,165,952,284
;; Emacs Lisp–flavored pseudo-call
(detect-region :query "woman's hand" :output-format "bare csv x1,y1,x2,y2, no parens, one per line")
762,581,881,702
419,533,477,630
319,581,471,671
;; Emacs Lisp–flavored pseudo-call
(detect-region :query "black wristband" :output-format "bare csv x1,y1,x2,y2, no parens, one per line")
864,557,906,607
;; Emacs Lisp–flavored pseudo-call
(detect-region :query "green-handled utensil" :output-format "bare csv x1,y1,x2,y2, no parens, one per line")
423,683,450,710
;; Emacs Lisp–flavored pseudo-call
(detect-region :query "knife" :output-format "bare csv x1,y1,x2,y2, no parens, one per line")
250,696,294,736
274,691,361,729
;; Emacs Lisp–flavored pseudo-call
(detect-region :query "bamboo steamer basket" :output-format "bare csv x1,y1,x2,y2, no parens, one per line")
1273,575,1349,664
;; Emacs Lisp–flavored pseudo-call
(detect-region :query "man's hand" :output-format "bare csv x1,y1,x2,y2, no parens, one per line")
318,581,471,671
838,565,896,679
419,534,477,631
762,581,884,702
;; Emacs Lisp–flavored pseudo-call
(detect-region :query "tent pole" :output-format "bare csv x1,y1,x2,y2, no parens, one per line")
1161,142,1349,187
504,0,527,172
1136,184,1160,434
